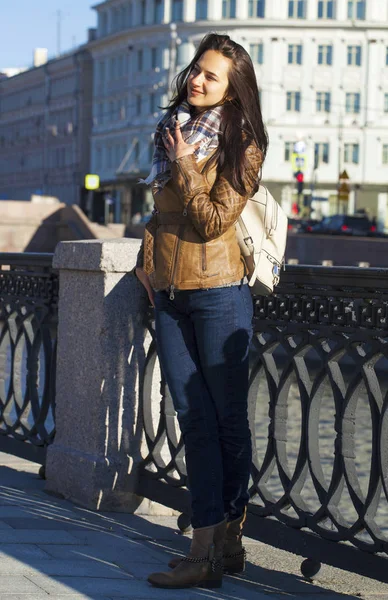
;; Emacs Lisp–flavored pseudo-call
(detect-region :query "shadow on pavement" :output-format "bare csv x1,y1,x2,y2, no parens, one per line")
0,459,369,599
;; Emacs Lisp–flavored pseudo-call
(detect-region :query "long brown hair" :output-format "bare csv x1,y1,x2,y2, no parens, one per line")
166,33,268,195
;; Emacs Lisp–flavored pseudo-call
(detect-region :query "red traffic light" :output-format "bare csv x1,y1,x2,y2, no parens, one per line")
295,171,304,183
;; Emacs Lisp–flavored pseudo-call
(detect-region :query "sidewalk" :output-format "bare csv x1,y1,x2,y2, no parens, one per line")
0,452,386,600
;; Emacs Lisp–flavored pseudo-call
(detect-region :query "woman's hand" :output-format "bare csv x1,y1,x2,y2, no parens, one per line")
135,268,155,307
163,120,201,162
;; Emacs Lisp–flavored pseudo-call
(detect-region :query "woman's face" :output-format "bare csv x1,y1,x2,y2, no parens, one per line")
187,50,232,111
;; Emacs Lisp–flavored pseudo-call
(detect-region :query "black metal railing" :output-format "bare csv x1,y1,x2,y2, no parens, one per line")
0,253,58,463
138,265,388,582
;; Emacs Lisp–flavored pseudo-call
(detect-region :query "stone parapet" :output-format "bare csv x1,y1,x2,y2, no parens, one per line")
45,238,175,515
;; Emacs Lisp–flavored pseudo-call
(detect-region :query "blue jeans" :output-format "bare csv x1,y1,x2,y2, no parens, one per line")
154,284,253,529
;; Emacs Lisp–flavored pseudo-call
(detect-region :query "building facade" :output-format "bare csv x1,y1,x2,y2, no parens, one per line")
0,49,93,205
88,0,388,221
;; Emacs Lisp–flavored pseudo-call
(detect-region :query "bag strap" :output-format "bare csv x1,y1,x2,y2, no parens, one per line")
237,216,255,255
263,186,278,237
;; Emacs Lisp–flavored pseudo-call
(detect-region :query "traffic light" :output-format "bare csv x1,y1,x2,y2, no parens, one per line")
295,170,304,196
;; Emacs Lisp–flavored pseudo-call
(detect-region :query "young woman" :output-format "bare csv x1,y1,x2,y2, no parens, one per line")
135,33,268,589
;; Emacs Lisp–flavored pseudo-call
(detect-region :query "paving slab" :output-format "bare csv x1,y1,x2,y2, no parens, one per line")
0,596,111,600
0,544,52,560
0,576,43,594
37,542,166,566
0,529,83,544
0,557,134,578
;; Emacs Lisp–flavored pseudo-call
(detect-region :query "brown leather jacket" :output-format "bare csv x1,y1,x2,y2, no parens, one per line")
136,144,262,295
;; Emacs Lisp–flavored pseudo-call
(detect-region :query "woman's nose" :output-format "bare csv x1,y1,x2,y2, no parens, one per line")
191,72,203,87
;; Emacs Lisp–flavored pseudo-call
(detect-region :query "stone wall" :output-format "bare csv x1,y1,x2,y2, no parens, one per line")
0,201,123,253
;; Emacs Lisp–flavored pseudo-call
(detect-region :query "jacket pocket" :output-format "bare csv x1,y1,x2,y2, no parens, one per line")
201,239,222,278
202,243,207,271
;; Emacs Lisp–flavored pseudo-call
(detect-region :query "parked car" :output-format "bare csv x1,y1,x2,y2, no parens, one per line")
306,214,377,236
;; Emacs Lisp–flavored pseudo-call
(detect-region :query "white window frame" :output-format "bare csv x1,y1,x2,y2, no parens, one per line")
196,0,208,20
249,43,264,64
171,0,184,22
222,0,236,18
286,91,301,112
318,0,336,19
347,0,365,20
344,143,360,164
345,92,361,114
284,141,296,161
316,91,331,113
347,45,362,66
383,144,388,165
318,45,333,65
154,0,164,23
314,142,330,164
288,44,302,65
248,0,266,18
288,0,306,18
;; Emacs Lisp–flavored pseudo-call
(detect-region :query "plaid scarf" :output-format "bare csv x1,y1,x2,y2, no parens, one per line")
142,101,223,191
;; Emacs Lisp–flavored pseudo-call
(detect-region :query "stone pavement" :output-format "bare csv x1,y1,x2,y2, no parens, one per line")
0,452,387,600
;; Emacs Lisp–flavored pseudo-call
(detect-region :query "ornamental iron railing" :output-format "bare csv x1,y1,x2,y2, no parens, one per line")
0,253,58,464
138,265,388,582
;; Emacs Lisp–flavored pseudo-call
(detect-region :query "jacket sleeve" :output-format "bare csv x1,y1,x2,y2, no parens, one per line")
170,144,262,241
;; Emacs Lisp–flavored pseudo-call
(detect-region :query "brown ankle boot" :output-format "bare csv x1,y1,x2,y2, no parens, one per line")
223,508,247,574
168,509,247,574
148,519,226,589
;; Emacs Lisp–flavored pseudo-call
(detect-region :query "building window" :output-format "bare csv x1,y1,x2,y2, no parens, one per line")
107,145,113,169
318,0,336,19
196,0,208,19
222,0,236,18
117,55,124,78
314,143,330,164
150,92,157,114
386,47,388,66
384,93,388,114
346,92,361,114
288,44,302,65
154,0,164,23
110,57,117,80
383,144,388,165
347,0,365,20
171,0,184,21
151,47,161,69
249,43,264,64
344,143,360,164
98,60,105,83
100,12,108,36
316,92,331,113
96,147,102,171
137,49,143,71
347,45,362,66
248,0,266,18
136,95,142,116
140,0,146,24
318,45,333,65
286,91,301,112
284,141,295,161
134,140,140,162
288,0,306,18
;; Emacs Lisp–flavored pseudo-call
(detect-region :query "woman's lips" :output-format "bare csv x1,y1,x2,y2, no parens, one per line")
189,88,203,96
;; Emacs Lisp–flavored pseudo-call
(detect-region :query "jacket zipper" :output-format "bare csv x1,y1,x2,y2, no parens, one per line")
169,222,185,300
202,243,207,271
